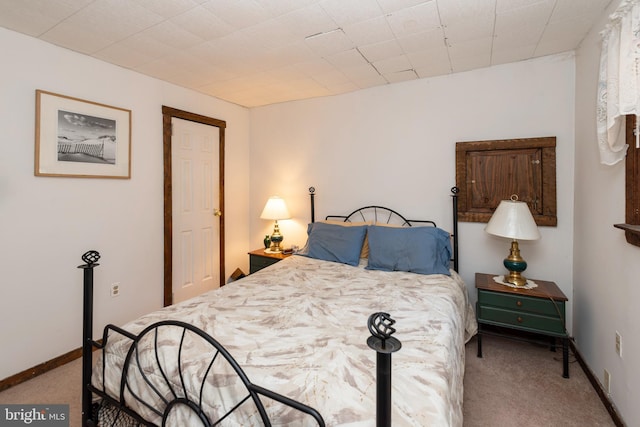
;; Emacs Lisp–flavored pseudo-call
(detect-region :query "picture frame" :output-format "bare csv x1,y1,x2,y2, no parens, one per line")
35,90,132,179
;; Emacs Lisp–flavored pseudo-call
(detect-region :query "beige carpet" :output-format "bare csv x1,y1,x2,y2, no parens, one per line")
0,357,83,427
464,334,615,427
0,335,615,427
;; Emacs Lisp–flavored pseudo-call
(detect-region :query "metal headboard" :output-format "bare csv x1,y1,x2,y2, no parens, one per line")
326,205,436,228
308,187,460,272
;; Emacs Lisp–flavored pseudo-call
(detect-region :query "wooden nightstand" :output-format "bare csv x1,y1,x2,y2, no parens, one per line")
248,248,292,274
475,272,569,378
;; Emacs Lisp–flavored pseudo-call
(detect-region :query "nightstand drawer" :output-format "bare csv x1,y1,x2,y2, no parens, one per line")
250,256,278,273
478,289,564,317
478,305,566,335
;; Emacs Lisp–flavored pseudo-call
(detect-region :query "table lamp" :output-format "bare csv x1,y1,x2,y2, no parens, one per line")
260,196,291,253
485,195,541,286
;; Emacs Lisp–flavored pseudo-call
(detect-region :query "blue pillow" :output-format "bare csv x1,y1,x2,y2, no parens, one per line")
304,222,367,266
366,225,451,275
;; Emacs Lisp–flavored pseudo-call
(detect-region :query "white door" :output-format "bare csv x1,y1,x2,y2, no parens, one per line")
171,118,220,304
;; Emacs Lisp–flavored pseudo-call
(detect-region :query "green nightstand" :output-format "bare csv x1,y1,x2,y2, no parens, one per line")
475,272,569,378
248,248,291,274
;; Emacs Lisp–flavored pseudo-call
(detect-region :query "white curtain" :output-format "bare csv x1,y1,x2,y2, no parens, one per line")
597,0,640,165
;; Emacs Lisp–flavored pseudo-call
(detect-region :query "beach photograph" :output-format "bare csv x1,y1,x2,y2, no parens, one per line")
57,109,117,164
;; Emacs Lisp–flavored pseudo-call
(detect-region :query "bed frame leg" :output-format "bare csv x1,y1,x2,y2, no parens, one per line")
78,251,101,427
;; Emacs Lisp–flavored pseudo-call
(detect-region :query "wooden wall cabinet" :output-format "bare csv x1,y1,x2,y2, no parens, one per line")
456,137,557,226
614,115,640,246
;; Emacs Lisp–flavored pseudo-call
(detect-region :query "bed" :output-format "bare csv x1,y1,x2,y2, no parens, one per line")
80,187,477,426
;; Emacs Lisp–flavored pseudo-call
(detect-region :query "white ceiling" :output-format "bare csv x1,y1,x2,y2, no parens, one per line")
0,0,612,107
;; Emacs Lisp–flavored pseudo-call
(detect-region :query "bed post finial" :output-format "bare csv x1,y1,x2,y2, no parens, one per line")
80,250,101,267
78,250,100,427
367,312,401,427
309,186,316,223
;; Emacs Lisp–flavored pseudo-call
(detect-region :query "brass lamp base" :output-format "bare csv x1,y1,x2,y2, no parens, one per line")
268,220,284,253
503,239,528,287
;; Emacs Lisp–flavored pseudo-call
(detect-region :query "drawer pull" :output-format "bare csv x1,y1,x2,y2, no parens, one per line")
517,316,523,323
516,300,523,307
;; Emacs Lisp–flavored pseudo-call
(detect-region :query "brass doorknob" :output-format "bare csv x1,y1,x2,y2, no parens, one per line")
213,209,222,217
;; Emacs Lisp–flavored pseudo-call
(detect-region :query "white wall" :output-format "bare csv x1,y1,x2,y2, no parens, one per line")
249,54,577,333
0,27,250,381
574,0,640,425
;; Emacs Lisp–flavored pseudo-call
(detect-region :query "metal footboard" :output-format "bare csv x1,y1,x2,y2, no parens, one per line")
79,252,324,427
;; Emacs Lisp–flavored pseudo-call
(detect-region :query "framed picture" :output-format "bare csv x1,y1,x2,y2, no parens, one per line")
35,90,131,178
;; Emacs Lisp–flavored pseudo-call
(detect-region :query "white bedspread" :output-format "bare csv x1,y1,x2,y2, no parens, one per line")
93,255,477,426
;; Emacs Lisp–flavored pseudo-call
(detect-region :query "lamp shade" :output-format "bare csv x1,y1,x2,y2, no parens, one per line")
485,198,541,241
260,196,291,220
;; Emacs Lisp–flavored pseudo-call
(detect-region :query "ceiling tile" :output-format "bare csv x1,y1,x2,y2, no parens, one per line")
134,57,188,81
495,0,552,14
407,45,450,69
266,65,308,81
372,54,413,74
305,28,355,56
94,42,156,68
448,37,492,72
341,62,383,81
326,81,361,95
326,49,370,68
385,1,441,38
414,60,452,79
319,0,383,26
397,28,446,53
57,0,164,42
117,32,181,60
134,0,199,18
535,16,594,56
549,0,611,22
494,1,554,49
274,3,338,39
139,21,205,50
294,58,338,77
187,65,236,87
384,69,419,83
491,43,537,65
354,74,389,89
377,0,431,14
240,19,299,51
40,23,115,54
170,6,235,40
0,0,92,36
311,68,350,87
342,16,395,46
255,42,318,70
201,0,270,30
197,31,263,64
438,0,496,24
442,15,494,44
253,0,319,18
359,39,404,63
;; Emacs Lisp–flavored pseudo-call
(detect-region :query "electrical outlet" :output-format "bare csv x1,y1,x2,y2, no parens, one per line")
615,331,622,357
110,282,120,298
604,369,611,395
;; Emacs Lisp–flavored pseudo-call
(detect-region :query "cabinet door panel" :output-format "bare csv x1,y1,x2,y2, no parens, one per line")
467,148,541,215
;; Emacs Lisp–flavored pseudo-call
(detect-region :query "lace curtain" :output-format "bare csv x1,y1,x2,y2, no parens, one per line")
597,0,640,165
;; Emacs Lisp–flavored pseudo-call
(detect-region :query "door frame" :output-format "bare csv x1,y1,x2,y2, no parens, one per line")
162,106,226,307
